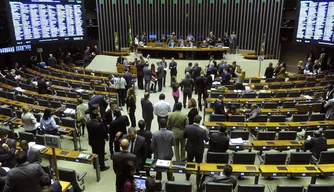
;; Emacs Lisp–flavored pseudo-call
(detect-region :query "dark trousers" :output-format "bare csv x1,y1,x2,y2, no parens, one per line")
117,89,126,106
186,151,203,178
109,138,120,154
79,123,85,136
156,168,173,181
91,142,106,168
183,91,192,107
173,96,179,112
129,110,136,127
25,129,37,136
163,71,167,87
198,91,207,111
144,80,151,92
158,78,163,91
144,118,152,131
138,76,144,90
157,115,168,129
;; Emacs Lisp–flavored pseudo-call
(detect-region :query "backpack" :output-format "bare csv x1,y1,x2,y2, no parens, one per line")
76,109,87,124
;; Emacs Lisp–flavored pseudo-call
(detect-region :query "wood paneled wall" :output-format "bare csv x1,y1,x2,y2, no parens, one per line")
97,0,284,57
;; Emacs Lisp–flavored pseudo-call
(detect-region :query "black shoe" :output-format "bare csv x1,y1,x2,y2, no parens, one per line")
186,175,190,181
100,166,110,172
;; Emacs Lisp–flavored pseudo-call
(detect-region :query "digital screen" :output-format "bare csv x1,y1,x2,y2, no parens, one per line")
8,0,85,45
149,34,156,39
296,0,334,45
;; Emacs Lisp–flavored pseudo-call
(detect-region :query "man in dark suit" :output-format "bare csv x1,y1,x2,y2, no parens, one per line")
207,55,217,68
141,92,154,131
304,130,327,159
221,68,230,85
83,46,91,68
5,69,16,82
123,69,133,93
137,120,152,159
136,61,144,90
192,63,202,94
305,57,314,72
325,84,334,101
64,52,73,65
184,115,209,180
37,76,52,95
209,124,229,152
0,129,17,168
264,62,274,78
156,62,164,92
273,62,281,76
112,138,138,192
185,62,193,75
88,92,108,118
151,119,175,181
86,110,110,171
169,57,177,85
122,127,147,170
207,63,217,77
47,54,57,66
180,73,194,108
143,64,152,92
109,109,130,156
214,95,227,115
3,151,47,192
161,57,168,87
20,140,42,164
196,72,208,111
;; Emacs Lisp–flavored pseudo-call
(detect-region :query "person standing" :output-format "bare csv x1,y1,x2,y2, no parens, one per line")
214,95,228,115
273,62,281,76
88,92,109,118
76,98,89,136
264,62,274,78
118,75,127,107
167,102,189,162
195,71,208,111
150,64,157,93
83,46,91,68
136,60,144,90
229,31,237,54
86,110,110,171
156,62,164,92
109,109,130,155
137,120,152,159
153,94,171,128
184,115,209,180
47,54,57,67
122,161,137,192
169,58,177,86
141,92,154,131
192,63,202,94
134,34,139,55
161,57,168,87
221,68,231,85
21,105,38,135
305,57,314,73
151,119,175,181
123,69,133,94
143,63,152,92
171,76,180,111
325,84,334,101
188,98,198,125
180,73,194,108
126,88,136,128
185,63,193,75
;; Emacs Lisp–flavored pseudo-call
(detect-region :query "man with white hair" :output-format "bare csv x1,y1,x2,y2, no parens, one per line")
180,72,194,108
47,54,57,67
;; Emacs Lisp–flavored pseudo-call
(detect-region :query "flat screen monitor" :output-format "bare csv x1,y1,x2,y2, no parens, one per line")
296,0,334,45
6,0,85,45
149,34,156,39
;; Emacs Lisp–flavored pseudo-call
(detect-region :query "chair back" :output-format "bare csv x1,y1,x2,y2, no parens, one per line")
206,152,229,164
307,184,334,192
243,93,257,98
238,184,265,192
58,167,85,192
324,129,334,139
19,131,35,142
258,93,272,98
205,182,233,192
288,152,312,164
264,152,287,165
263,102,278,109
165,181,192,192
292,114,309,122
275,92,288,98
278,131,297,140
232,152,256,164
319,151,334,164
61,118,76,128
276,185,304,192
269,115,286,122
257,131,276,140
229,115,245,122
209,114,226,122
35,134,45,145
230,131,249,140
310,114,325,121
251,115,268,122
224,93,239,98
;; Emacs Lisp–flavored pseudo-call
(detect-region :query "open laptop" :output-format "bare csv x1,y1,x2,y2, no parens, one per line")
134,175,147,191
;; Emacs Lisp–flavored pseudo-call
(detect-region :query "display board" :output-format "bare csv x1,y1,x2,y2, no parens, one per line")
296,0,334,45
7,0,85,45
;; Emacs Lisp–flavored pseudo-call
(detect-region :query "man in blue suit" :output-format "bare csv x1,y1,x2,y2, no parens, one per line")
88,92,108,118
141,92,154,131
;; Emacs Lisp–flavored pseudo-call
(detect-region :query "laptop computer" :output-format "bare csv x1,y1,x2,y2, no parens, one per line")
134,176,147,191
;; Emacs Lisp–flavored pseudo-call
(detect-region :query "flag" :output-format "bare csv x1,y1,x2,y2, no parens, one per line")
128,16,133,50
261,33,266,55
114,32,119,52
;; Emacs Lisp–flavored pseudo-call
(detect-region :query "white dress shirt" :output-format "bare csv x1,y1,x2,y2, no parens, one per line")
154,100,171,117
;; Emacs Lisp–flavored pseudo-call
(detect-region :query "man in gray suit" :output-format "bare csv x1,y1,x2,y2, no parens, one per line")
3,151,47,192
246,104,262,121
325,93,334,120
20,140,42,164
143,64,152,92
151,119,175,181
156,62,164,92
180,73,194,108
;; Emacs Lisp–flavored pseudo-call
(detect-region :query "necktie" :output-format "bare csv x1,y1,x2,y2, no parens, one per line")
130,139,135,153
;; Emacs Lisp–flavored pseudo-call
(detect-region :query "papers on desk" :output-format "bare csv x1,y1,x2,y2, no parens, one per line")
14,75,21,80
28,142,46,151
75,89,84,93
172,161,186,169
64,108,76,115
2,167,10,172
14,87,25,92
304,95,313,100
233,90,244,93
156,159,171,168
229,138,244,145
77,153,92,159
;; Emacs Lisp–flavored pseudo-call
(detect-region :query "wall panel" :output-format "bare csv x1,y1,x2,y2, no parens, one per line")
97,0,283,57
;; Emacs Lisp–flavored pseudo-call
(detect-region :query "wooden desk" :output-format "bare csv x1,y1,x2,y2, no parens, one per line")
205,108,284,114
49,67,109,80
144,161,198,175
206,96,310,103
203,122,246,129
0,97,46,112
199,163,260,184
246,122,289,129
50,85,118,98
252,140,302,152
317,164,334,176
59,181,72,192
278,108,297,114
41,147,100,182
288,121,328,129
287,165,320,184
259,165,290,177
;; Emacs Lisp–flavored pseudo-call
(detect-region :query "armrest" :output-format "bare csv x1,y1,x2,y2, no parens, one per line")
311,155,318,164
78,172,87,181
251,134,257,140
297,134,303,140
268,185,274,192
258,154,264,164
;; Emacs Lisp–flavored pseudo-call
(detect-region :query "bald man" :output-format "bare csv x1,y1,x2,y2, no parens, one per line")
112,138,138,192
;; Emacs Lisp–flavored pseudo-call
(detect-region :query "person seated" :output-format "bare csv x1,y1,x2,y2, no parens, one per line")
246,104,261,122
168,39,176,48
20,140,42,164
37,76,53,95
258,85,270,93
304,130,327,159
145,176,157,192
188,41,195,48
200,40,208,48
5,69,16,81
179,40,185,47
0,129,16,168
201,165,237,190
40,175,62,192
40,108,60,135
245,84,256,94
226,105,238,121
208,124,229,152
214,95,227,115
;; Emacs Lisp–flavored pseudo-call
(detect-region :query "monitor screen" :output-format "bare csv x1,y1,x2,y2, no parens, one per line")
7,0,85,45
296,0,334,45
149,34,156,39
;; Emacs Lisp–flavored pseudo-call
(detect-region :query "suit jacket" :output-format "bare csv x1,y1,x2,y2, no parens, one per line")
122,135,147,169
184,124,209,154
136,62,144,77
192,66,202,80
64,55,73,64
325,90,334,100
27,147,42,164
180,77,194,93
207,66,217,76
169,62,177,75
324,98,334,120
3,162,46,192
151,128,175,160
214,100,227,115
209,133,230,152
143,66,151,81
89,95,108,118
137,130,152,157
195,76,208,94
123,72,133,89
48,57,57,66
109,115,129,138
248,108,262,121
112,151,138,191
141,98,154,121
304,136,327,159
86,119,108,146
273,65,280,76
305,61,314,72
185,66,193,75
37,79,49,94
222,72,231,85
157,65,164,79
264,66,274,78
5,73,15,81
0,138,17,168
